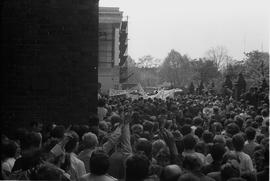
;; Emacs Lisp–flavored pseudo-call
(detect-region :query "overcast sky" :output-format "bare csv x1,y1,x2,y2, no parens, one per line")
100,0,269,62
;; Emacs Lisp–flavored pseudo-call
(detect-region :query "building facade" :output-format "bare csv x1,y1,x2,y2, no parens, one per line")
99,7,128,93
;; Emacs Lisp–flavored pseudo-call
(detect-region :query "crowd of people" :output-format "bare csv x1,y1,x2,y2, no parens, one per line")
1,84,269,181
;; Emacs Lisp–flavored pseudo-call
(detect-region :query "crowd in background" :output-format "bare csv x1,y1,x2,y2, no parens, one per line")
1,83,269,181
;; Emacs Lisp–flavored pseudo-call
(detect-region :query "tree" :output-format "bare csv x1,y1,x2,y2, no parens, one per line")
159,49,192,87
206,46,232,70
243,51,269,83
191,58,220,84
137,55,162,68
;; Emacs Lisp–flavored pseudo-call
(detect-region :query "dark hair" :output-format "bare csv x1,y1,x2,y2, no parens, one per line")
193,117,203,126
51,125,65,139
125,154,150,181
90,150,109,175
241,172,257,181
202,131,214,144
98,98,106,107
232,134,245,151
182,155,202,171
245,127,256,141
21,132,42,150
178,173,199,181
221,162,240,181
181,124,192,136
183,134,196,150
226,123,240,136
210,144,226,161
65,131,79,153
2,140,18,158
194,126,204,138
261,109,269,117
30,163,67,180
135,139,152,160
30,121,39,128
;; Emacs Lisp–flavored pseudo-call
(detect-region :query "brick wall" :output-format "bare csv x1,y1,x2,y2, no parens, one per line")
1,0,99,135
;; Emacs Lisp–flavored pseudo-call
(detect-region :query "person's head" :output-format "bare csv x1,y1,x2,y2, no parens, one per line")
64,131,79,153
193,117,203,126
82,132,98,149
1,140,18,160
261,109,269,117
226,123,240,136
183,134,196,151
89,150,109,175
29,162,68,180
245,127,256,141
50,125,65,139
160,165,182,181
135,138,152,160
99,121,108,132
234,116,244,129
131,124,143,135
152,139,166,158
182,155,202,172
178,173,199,181
241,172,257,181
210,144,226,162
21,132,42,150
125,154,150,181
181,124,192,136
98,98,106,107
202,131,213,144
213,135,226,146
220,160,240,181
30,121,43,132
232,133,245,151
194,126,204,139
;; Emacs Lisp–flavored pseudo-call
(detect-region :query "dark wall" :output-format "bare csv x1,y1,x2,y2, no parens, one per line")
1,0,99,134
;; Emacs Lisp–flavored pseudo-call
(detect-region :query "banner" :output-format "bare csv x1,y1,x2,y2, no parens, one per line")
109,89,128,97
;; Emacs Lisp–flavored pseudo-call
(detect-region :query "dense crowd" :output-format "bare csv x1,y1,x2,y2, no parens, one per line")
1,85,269,181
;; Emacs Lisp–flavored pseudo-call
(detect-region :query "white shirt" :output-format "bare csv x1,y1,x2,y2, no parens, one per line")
2,157,16,173
70,153,86,181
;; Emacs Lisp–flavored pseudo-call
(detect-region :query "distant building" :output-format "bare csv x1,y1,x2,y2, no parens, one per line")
99,7,128,93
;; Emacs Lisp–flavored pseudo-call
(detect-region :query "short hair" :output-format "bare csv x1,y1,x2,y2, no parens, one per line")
178,173,199,181
232,134,245,151
221,162,240,181
181,124,192,136
51,125,65,139
29,163,66,180
98,98,106,107
210,144,226,161
245,127,256,141
65,131,79,153
21,132,42,150
125,154,150,181
30,121,40,128
261,109,269,117
2,140,18,158
82,132,98,148
90,150,109,175
194,126,204,138
135,139,152,160
202,131,214,144
182,155,202,171
193,117,203,126
183,134,196,150
226,123,240,136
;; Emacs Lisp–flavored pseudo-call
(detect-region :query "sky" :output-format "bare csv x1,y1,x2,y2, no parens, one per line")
100,0,270,62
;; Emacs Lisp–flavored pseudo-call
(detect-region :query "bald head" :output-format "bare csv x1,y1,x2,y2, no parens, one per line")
160,165,182,181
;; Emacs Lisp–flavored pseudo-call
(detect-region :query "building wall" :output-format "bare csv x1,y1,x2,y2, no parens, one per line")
1,0,99,135
98,7,122,93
